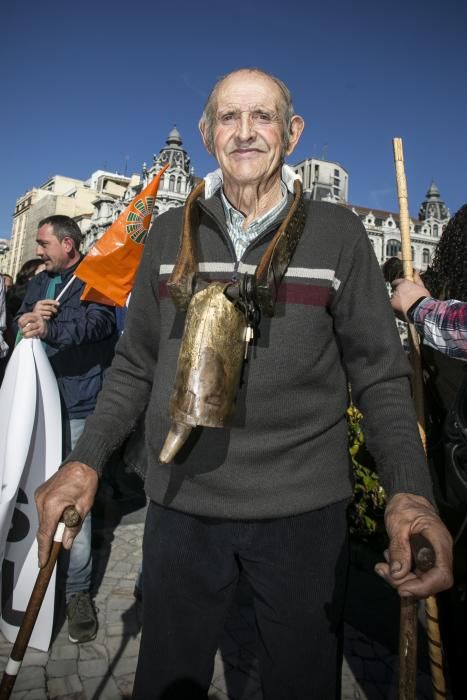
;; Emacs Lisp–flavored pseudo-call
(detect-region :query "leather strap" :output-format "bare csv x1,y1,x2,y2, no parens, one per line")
167,179,205,310
167,178,307,316
255,179,306,315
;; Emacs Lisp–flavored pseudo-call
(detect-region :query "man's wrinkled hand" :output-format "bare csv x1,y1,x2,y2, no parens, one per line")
35,462,99,568
374,493,453,598
18,312,48,339
33,299,60,319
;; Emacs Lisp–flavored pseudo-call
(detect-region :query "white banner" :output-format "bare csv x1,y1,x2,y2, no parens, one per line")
0,339,62,651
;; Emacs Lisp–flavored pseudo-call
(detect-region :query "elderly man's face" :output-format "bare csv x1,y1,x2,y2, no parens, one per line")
207,72,292,189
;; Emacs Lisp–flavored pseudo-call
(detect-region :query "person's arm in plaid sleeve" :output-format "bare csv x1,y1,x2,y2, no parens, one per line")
391,272,467,360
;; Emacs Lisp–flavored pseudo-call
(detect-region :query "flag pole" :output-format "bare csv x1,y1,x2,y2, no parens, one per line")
392,137,447,700
55,275,76,303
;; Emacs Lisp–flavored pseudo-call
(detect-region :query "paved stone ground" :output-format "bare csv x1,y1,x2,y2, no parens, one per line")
0,491,440,699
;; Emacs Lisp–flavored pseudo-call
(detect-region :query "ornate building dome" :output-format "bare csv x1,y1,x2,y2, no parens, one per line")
418,181,450,221
147,126,194,214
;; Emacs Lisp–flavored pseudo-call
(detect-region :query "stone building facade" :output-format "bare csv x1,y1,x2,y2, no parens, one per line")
292,157,448,271
349,182,449,270
292,159,448,270
8,173,133,277
146,126,196,216
294,157,349,203
80,126,196,253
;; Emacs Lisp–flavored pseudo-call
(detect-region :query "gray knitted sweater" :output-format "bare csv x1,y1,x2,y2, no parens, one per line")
68,194,433,518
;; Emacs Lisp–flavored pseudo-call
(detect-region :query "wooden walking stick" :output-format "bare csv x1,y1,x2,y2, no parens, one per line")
401,535,437,700
0,506,81,700
393,137,447,700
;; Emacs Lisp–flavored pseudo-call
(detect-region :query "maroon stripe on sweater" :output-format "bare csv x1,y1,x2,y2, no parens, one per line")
277,282,331,306
159,281,170,298
159,280,330,307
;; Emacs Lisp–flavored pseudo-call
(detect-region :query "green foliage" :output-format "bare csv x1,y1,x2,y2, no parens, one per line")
347,403,386,537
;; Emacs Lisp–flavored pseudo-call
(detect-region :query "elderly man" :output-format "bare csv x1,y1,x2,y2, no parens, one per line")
17,215,117,644
35,70,452,698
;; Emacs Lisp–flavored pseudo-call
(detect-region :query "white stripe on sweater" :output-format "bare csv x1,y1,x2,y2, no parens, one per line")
159,263,340,289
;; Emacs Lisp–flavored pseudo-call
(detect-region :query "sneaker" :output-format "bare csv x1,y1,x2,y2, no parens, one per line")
66,592,98,643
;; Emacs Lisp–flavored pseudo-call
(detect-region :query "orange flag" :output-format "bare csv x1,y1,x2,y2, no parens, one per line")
76,163,169,306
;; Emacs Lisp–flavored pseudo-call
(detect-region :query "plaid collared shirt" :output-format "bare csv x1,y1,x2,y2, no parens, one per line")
220,186,287,261
410,297,467,361
204,165,301,261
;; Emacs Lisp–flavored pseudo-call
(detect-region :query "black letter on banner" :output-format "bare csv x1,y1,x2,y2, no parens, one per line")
7,488,30,543
1,488,30,626
1,560,24,627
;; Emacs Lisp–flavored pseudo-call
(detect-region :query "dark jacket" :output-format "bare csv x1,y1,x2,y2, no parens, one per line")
69,194,434,519
16,258,117,419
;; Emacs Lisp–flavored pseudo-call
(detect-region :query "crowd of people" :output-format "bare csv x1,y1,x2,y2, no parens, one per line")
1,258,44,383
2,218,117,644
0,67,465,699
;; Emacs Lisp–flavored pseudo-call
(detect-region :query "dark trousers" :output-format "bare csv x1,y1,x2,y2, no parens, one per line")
133,499,350,700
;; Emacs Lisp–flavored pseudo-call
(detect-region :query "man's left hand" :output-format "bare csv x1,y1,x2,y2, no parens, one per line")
375,493,453,598
18,312,48,339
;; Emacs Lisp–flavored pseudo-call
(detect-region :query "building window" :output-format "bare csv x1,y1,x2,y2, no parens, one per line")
169,174,175,191
433,224,438,236
334,169,339,177
386,239,401,257
423,248,430,264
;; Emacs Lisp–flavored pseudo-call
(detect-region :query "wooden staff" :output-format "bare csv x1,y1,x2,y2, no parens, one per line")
393,137,447,700
0,506,81,700
400,535,437,700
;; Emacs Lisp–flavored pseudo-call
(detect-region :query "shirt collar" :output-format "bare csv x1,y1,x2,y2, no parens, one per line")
219,185,287,233
204,164,301,199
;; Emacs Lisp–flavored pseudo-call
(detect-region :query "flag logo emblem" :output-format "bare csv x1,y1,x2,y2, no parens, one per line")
75,162,168,306
126,196,155,244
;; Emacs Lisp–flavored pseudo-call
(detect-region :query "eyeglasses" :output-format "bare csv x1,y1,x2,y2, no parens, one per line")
216,109,280,127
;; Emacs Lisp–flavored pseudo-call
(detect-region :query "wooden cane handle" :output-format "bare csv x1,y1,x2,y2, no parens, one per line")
410,533,436,573
62,505,81,529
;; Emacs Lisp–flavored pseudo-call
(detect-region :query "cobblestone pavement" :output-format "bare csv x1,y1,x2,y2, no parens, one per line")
0,494,438,699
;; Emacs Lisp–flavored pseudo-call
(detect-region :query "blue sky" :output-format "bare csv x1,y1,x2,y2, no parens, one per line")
2,0,466,237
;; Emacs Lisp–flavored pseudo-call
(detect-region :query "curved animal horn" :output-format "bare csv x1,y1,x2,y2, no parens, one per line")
159,421,193,464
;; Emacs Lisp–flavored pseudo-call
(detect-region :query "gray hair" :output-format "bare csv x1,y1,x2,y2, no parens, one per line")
200,68,295,153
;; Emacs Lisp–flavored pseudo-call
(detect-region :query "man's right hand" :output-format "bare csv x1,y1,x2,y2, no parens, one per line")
33,299,60,319
35,462,99,568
